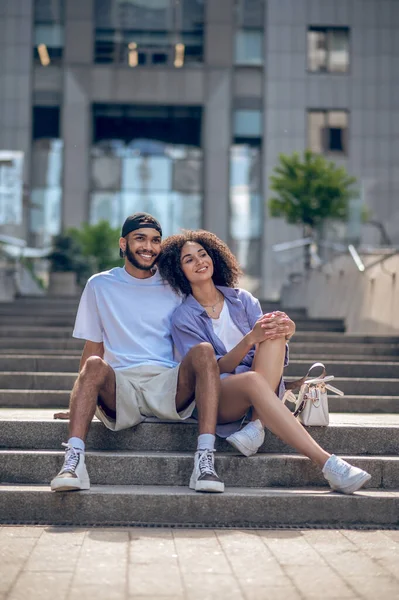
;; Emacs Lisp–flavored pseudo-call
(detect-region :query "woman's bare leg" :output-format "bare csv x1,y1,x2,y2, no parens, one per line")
249,337,286,421
219,372,330,468
252,337,286,392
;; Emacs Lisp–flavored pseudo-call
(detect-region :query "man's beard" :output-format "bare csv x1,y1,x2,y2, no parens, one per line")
125,245,158,271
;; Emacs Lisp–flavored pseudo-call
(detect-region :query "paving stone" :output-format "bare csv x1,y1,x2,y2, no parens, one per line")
285,565,357,599
69,586,126,600
128,562,184,597
174,529,232,574
25,529,86,572
183,572,244,600
0,526,44,538
0,565,23,596
7,571,72,600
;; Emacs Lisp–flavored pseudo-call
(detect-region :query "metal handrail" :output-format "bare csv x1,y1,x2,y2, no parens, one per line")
0,234,51,258
272,235,399,274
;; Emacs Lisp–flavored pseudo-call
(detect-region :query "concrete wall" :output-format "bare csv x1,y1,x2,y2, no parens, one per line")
282,252,399,334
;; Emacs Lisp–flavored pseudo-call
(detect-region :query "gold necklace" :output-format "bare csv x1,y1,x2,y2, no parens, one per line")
199,292,223,314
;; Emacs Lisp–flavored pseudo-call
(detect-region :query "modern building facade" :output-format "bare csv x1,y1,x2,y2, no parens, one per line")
0,0,398,297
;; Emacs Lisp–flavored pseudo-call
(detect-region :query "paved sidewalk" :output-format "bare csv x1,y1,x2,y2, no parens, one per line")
0,526,398,599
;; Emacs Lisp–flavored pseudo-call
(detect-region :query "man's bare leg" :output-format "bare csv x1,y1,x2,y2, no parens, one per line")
51,356,116,492
175,343,224,493
175,342,220,434
68,356,116,441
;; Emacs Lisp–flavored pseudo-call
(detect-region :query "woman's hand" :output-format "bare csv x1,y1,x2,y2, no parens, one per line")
246,311,296,346
259,311,296,341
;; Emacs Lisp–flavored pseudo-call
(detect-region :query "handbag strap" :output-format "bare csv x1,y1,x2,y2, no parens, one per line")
285,362,327,391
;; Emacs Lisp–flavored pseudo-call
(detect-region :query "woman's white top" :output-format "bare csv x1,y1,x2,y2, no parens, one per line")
211,301,244,352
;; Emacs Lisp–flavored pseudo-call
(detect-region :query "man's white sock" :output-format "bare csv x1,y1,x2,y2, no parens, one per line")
197,433,215,452
68,437,85,452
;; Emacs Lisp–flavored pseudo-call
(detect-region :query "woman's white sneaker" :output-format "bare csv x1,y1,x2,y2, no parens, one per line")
322,455,371,494
51,443,90,492
226,419,265,457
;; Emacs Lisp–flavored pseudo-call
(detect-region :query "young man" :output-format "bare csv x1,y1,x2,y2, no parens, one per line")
51,213,224,494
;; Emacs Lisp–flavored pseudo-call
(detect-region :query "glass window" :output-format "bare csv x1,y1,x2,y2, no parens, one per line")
94,0,204,67
230,139,263,292
234,110,262,138
235,29,263,65
90,104,203,237
235,0,263,66
33,0,64,66
308,110,348,155
33,106,60,139
308,27,350,73
328,29,350,73
30,107,63,246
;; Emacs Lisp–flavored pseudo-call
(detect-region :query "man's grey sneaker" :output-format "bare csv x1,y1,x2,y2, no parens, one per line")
323,455,371,494
189,449,224,493
50,443,90,492
226,419,265,457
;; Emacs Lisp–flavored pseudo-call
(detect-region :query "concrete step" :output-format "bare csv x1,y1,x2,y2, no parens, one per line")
292,332,399,344
1,328,398,345
6,295,80,303
1,372,398,396
0,450,396,489
285,361,399,378
289,343,399,356
0,484,397,527
0,355,80,372
0,327,73,339
1,338,398,356
1,389,398,413
0,308,78,316
1,349,398,363
285,377,399,396
0,317,76,327
291,354,399,363
0,339,84,350
1,411,398,455
290,320,345,332
1,356,398,377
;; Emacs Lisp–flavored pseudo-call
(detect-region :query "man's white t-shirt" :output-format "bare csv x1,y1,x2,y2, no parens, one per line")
211,301,244,352
73,267,182,371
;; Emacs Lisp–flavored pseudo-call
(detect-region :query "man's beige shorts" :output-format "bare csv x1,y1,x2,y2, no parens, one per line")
95,364,195,431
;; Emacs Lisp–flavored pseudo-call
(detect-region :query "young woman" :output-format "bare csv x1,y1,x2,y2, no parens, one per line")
158,230,371,494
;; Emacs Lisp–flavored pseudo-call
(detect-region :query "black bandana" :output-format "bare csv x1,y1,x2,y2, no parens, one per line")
120,213,162,258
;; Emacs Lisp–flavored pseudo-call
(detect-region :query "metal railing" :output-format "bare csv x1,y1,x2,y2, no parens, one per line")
272,235,399,281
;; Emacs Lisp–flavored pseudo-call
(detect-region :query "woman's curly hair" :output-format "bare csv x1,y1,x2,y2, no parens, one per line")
158,230,242,296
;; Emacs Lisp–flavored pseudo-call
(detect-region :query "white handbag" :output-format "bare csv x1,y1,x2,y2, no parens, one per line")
283,362,344,426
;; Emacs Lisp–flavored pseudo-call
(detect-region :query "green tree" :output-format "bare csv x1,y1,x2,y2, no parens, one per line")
68,220,122,277
268,150,358,268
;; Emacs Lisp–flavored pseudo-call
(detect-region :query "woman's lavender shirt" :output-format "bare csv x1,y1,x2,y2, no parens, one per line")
171,286,289,399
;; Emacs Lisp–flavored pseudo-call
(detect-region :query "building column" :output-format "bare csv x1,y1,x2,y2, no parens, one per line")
0,0,34,240
61,0,93,229
202,0,234,242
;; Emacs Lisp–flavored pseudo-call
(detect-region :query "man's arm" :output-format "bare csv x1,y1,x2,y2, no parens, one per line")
79,340,104,372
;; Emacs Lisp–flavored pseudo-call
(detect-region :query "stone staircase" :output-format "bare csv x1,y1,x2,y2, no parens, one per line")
0,297,398,527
